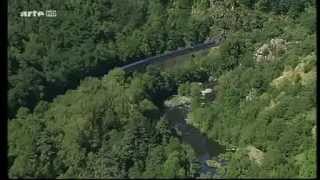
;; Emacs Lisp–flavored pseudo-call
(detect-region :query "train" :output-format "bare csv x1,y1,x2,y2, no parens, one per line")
120,35,225,71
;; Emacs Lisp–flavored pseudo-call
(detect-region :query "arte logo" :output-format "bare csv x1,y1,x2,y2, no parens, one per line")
20,10,57,17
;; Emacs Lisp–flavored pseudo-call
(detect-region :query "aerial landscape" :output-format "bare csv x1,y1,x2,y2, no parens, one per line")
8,0,316,178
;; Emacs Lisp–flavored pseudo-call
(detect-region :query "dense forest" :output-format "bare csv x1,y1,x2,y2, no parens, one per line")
8,0,316,178
8,0,211,118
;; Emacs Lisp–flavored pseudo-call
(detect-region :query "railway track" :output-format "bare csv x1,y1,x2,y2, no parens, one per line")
120,36,225,71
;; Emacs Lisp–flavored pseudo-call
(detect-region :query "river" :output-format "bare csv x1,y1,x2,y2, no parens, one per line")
163,105,226,177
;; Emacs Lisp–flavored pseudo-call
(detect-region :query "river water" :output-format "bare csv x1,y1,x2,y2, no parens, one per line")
163,106,226,177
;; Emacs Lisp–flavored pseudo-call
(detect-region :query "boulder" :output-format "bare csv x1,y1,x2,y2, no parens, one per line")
201,88,213,96
164,96,192,108
206,160,222,168
245,88,257,101
312,126,316,139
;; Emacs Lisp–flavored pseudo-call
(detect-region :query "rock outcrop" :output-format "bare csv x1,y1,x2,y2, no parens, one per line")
246,145,265,166
255,38,287,63
271,54,316,88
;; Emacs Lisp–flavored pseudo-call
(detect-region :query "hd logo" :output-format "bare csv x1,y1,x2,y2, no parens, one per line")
20,10,57,17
